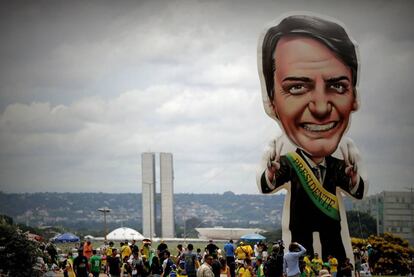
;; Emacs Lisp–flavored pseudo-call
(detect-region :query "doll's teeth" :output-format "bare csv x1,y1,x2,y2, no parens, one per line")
303,122,336,132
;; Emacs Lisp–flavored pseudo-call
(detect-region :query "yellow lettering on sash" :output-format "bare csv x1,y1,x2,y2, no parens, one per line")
287,152,339,220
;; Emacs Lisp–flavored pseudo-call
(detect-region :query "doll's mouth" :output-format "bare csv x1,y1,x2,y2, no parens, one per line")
301,122,337,132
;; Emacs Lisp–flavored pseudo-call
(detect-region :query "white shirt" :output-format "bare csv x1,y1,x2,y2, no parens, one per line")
197,263,214,277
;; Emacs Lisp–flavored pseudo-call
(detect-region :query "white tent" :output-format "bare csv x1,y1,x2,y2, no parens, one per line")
106,227,145,241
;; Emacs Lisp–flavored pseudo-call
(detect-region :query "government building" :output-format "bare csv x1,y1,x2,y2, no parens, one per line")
352,190,414,246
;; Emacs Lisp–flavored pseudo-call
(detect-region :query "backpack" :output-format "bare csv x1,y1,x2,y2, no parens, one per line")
184,253,197,274
164,258,174,276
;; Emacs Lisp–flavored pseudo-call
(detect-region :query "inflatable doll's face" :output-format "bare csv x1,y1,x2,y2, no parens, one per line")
272,36,357,159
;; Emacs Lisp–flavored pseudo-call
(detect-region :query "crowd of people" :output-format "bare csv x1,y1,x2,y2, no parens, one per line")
265,241,373,277
32,238,377,277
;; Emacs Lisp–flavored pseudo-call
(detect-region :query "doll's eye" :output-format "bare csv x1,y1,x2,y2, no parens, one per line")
287,84,309,95
328,82,349,94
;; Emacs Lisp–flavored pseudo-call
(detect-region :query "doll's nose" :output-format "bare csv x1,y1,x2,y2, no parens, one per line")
308,86,332,118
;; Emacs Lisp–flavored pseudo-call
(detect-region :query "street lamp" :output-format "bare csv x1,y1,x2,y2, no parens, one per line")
98,207,111,241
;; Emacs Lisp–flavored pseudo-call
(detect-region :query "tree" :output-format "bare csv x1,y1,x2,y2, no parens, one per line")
346,210,376,238
175,217,205,238
0,214,13,225
352,233,414,275
184,217,203,237
0,221,42,276
261,229,282,243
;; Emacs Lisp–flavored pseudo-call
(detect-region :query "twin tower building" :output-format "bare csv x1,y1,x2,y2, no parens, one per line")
141,152,175,238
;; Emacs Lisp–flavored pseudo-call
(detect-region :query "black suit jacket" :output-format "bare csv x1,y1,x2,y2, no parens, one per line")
261,149,364,231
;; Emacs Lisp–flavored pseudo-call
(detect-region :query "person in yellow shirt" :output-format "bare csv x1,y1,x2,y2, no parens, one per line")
65,252,76,277
303,255,314,277
121,240,132,260
243,244,254,259
238,258,254,277
235,243,247,260
105,241,114,257
104,241,114,275
235,242,254,261
311,253,323,275
141,239,152,259
328,255,338,277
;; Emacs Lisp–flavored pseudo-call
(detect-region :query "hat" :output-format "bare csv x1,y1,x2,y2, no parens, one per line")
272,244,280,252
319,269,330,277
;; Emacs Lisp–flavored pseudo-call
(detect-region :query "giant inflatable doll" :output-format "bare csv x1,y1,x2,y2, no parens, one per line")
256,14,368,267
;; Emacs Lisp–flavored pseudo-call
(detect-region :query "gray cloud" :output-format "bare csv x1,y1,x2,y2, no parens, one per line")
0,0,413,194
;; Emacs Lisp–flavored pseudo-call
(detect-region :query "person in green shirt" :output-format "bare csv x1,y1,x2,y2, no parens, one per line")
89,250,102,277
255,257,265,277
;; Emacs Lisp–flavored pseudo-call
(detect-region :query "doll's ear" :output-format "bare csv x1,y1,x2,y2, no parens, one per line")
352,89,359,111
271,97,280,119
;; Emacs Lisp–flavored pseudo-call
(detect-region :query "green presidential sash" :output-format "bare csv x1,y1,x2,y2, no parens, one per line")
286,152,340,221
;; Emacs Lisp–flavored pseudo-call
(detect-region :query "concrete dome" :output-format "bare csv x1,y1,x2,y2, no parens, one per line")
106,227,145,241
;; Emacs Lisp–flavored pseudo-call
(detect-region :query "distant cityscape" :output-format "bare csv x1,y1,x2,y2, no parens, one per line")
0,191,286,234
1,190,412,245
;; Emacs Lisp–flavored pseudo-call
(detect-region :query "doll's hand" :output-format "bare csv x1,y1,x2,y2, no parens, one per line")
339,137,361,187
264,135,285,183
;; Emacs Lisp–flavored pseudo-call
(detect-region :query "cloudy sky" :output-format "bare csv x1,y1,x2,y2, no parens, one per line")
0,0,413,195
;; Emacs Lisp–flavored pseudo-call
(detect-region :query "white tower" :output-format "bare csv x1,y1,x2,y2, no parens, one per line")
141,152,156,238
160,152,175,238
